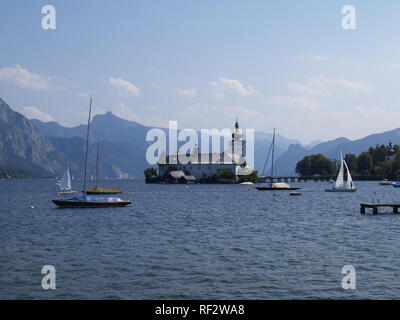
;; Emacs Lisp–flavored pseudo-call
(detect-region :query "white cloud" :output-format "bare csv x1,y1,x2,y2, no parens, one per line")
268,95,323,111
174,103,269,133
112,102,141,121
288,82,328,96
22,106,54,122
75,92,89,98
177,88,196,98
109,77,140,96
300,55,350,65
0,64,63,91
288,77,374,96
307,55,332,61
210,77,257,99
111,102,165,127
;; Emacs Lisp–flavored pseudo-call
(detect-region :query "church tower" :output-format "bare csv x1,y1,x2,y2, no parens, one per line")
231,118,246,159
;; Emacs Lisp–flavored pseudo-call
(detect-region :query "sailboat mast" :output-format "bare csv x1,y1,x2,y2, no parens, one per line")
271,128,276,185
95,139,99,189
83,97,92,195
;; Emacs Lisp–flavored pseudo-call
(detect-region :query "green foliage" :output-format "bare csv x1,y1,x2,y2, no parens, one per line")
215,168,235,180
357,152,373,174
237,170,260,183
296,143,400,179
144,167,159,183
204,168,236,183
295,154,334,176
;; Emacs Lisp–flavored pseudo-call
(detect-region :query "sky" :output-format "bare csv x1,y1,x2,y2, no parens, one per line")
1,0,400,144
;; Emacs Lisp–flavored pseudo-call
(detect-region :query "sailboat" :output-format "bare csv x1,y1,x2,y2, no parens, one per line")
256,128,301,191
325,152,357,192
86,140,123,195
52,98,132,208
56,168,76,195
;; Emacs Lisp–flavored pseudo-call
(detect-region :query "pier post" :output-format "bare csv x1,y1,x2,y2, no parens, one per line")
394,206,399,214
360,205,365,214
373,207,378,214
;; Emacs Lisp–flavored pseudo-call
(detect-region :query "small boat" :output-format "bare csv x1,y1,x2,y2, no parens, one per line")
52,98,132,208
53,196,131,208
240,182,254,185
380,179,394,186
290,192,302,196
325,151,356,192
393,181,400,188
256,128,301,191
56,168,76,195
256,182,301,191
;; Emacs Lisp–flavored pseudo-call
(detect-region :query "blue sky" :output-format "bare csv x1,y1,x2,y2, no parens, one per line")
1,0,400,143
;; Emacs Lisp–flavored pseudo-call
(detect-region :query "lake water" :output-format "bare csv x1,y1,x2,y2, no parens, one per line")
1,179,400,299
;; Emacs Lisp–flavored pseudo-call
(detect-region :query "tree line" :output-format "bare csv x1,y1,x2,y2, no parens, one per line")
295,144,400,179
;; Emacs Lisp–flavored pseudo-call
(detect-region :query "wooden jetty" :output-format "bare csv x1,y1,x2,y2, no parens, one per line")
260,176,333,183
260,175,386,183
360,203,400,214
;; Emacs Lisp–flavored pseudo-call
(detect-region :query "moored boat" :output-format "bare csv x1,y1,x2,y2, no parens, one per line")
256,128,301,191
379,179,394,186
52,98,132,208
325,151,357,192
52,196,131,208
256,182,301,191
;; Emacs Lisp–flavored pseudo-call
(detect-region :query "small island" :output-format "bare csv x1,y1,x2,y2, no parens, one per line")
144,120,259,184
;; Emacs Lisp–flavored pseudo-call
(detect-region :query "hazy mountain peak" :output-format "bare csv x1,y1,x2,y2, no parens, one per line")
0,98,65,176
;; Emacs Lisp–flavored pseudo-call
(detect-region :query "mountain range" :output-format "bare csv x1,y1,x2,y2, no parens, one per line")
30,111,299,178
274,130,400,175
1,96,399,179
0,97,65,177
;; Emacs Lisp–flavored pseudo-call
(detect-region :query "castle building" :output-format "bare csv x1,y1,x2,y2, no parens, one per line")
386,141,396,162
158,120,252,181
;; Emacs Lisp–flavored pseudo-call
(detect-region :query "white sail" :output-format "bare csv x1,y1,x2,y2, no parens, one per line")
334,157,344,188
344,160,355,189
60,169,72,191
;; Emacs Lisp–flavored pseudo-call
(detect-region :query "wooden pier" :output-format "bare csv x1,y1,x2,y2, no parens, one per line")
360,203,400,214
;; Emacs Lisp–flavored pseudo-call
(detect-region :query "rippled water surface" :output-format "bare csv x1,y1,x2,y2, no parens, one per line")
1,179,400,299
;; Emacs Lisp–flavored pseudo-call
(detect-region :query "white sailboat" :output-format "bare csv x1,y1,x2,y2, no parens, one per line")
325,152,357,192
56,168,76,195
